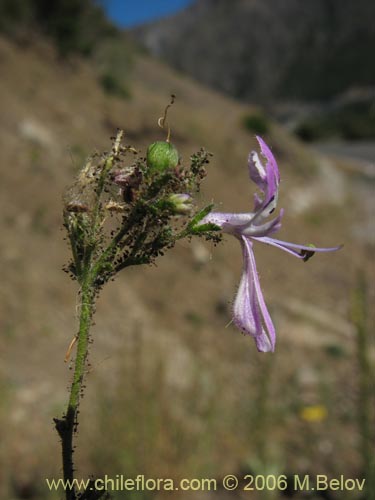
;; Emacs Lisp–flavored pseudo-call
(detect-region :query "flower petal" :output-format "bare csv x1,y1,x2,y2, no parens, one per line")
233,240,262,337
253,236,343,258
257,137,279,207
232,237,275,352
242,209,284,237
201,211,255,234
253,192,263,212
248,151,267,191
256,136,280,184
244,237,276,352
247,137,281,221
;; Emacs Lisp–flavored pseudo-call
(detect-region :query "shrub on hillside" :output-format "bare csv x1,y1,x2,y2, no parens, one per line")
0,0,116,56
242,112,270,135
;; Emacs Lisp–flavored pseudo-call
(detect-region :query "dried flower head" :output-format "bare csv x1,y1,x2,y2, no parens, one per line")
63,130,220,290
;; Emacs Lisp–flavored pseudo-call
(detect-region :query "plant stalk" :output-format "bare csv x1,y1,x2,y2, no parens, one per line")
55,271,96,500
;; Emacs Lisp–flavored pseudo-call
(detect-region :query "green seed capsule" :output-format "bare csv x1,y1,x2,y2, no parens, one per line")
146,141,179,172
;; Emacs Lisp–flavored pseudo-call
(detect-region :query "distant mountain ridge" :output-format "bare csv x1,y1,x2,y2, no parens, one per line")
133,0,375,102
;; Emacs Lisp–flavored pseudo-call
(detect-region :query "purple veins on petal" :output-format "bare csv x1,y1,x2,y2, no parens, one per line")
233,237,275,353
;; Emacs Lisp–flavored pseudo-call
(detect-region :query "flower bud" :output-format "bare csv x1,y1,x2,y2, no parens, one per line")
168,193,193,214
146,141,179,172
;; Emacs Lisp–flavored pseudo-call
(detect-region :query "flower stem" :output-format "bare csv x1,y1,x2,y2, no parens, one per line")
55,270,96,500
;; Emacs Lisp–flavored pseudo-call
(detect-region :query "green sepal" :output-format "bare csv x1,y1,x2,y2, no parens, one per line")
189,222,221,234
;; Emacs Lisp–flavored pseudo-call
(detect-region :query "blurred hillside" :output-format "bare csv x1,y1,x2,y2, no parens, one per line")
133,0,375,142
0,0,114,56
133,0,375,102
0,6,374,500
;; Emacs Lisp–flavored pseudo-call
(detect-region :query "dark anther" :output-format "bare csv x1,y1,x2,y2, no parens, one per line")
300,249,316,262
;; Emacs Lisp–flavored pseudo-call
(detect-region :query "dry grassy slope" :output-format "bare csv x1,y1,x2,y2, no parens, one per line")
0,36,371,497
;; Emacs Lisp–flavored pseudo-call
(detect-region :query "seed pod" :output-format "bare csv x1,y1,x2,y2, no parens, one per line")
146,141,179,172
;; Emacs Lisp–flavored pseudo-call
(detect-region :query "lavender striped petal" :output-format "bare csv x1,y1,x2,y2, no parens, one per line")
256,136,280,183
254,236,343,255
233,238,263,337
201,212,255,232
232,237,274,352
244,237,276,352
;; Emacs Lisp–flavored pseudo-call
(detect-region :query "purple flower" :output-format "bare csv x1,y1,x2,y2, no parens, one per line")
200,136,341,353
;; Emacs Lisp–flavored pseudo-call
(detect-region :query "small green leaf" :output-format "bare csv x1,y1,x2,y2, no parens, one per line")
188,204,214,229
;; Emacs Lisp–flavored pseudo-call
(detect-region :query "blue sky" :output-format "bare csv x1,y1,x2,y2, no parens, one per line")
100,0,195,28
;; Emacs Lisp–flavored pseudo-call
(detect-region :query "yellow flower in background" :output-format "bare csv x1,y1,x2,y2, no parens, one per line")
300,405,328,422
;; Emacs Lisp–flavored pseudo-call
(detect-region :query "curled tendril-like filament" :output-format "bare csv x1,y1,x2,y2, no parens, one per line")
158,94,176,142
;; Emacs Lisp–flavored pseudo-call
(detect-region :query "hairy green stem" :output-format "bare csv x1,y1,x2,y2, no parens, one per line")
55,270,96,500
68,279,95,411
55,136,124,498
